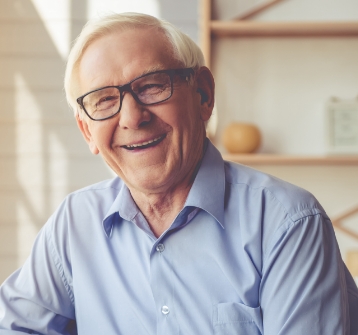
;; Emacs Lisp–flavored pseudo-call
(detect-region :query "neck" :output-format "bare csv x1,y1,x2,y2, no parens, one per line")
130,138,207,237
130,183,192,238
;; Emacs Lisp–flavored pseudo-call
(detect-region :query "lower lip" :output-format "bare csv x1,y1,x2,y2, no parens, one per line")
123,135,166,152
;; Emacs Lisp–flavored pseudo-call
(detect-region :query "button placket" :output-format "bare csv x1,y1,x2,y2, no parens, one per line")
150,240,179,334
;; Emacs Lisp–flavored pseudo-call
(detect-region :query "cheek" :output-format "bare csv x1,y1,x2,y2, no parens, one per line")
168,102,200,132
90,122,117,149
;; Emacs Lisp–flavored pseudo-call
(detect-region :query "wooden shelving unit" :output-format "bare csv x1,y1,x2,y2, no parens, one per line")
200,0,358,69
200,0,358,160
223,154,358,165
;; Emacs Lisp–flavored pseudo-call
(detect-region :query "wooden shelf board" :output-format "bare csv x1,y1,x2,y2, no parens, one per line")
211,21,358,37
223,154,358,165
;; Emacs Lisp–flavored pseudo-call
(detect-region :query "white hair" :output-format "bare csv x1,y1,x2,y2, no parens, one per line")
64,12,205,117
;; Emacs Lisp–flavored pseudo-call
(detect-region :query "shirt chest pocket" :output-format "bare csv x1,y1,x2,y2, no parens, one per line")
213,302,263,335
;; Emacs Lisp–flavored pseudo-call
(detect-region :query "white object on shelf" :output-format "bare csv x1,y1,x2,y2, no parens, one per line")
325,96,358,154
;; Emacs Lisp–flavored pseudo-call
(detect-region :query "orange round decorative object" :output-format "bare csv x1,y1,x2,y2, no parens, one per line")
222,122,261,153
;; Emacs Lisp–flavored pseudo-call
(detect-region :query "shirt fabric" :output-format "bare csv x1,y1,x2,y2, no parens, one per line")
0,140,357,335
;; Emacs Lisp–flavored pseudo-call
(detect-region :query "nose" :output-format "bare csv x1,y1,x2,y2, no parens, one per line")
119,91,152,129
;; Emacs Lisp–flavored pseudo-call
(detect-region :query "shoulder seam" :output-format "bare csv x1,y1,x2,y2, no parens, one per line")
263,212,328,261
226,179,325,223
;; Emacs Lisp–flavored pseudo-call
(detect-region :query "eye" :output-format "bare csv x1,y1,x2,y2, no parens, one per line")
137,83,166,94
95,95,120,110
86,88,120,109
98,95,117,104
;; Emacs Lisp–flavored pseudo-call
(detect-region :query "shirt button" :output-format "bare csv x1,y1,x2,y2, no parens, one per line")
161,305,170,315
156,243,165,252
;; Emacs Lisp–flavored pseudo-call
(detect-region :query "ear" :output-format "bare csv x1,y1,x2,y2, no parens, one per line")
195,66,215,122
76,114,100,155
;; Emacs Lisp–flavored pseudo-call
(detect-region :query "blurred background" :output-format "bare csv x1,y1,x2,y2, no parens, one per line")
0,0,358,283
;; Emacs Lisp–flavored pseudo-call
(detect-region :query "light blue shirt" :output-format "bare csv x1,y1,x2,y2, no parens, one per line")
0,140,357,335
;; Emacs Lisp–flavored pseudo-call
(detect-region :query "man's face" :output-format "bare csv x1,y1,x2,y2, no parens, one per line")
76,28,212,195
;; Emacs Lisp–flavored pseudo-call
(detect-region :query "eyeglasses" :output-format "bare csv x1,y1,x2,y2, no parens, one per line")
76,68,195,121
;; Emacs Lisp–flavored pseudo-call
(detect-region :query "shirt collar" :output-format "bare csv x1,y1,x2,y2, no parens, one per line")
102,183,139,237
184,139,225,228
102,139,226,237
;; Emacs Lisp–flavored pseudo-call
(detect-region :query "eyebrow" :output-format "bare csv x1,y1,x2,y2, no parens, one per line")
139,65,166,77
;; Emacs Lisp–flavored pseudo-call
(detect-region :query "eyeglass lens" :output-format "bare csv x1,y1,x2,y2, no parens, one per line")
82,72,172,120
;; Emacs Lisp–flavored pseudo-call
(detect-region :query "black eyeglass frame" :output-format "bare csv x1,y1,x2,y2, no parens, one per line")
76,67,195,121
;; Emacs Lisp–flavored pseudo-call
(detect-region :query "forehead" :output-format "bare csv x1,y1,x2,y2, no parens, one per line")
77,27,179,92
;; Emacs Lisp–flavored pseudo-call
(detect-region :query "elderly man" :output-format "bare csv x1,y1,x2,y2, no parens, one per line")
0,13,357,335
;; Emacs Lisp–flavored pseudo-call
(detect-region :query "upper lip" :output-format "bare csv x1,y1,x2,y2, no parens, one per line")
121,134,165,148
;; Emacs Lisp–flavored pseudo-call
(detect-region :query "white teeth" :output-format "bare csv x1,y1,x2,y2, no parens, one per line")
127,136,162,148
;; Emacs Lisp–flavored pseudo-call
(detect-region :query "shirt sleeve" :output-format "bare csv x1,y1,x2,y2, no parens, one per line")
0,221,77,335
260,213,355,335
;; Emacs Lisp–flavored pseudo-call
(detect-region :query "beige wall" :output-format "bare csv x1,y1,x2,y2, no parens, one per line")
0,0,113,283
213,37,358,155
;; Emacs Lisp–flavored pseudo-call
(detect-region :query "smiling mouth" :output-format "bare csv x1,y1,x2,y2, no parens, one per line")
122,135,166,150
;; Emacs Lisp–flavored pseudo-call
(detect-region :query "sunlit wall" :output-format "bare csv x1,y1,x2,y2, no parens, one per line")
0,0,198,283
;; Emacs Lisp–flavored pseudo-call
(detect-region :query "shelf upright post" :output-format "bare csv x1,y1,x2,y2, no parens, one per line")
199,0,211,68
